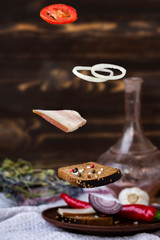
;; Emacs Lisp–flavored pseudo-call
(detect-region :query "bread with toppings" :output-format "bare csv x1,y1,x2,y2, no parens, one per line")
56,213,113,225
58,162,121,188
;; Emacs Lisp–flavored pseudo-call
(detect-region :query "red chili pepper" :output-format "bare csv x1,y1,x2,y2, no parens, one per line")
118,204,160,222
60,193,91,209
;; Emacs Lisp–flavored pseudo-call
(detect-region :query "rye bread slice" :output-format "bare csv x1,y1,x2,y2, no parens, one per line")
58,161,121,188
56,212,113,225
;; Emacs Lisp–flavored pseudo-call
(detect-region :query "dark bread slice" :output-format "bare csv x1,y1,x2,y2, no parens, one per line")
58,161,121,188
56,213,113,226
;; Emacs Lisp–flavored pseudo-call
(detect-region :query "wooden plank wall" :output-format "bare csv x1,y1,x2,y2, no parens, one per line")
0,0,160,168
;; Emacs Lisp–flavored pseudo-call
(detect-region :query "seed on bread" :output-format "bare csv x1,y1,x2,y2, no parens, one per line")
58,162,121,188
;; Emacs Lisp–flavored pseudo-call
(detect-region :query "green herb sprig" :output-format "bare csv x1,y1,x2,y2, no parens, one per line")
0,158,82,204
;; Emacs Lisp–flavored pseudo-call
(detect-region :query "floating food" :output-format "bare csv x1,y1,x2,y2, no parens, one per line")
33,109,86,133
40,4,77,24
58,161,121,188
72,63,126,82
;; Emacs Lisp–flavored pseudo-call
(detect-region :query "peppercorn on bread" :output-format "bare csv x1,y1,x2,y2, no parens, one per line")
58,162,121,188
56,213,113,225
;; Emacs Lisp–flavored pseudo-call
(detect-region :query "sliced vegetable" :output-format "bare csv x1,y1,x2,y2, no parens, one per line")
89,193,123,215
60,193,91,209
118,204,160,222
91,64,126,81
40,4,77,24
72,66,114,83
72,63,126,83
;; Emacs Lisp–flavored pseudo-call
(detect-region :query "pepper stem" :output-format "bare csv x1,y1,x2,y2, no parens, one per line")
154,210,160,222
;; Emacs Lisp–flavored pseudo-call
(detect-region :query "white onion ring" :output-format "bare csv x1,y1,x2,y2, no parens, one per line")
91,63,126,80
72,66,114,83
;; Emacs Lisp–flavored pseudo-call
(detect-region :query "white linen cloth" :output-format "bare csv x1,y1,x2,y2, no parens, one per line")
0,193,160,240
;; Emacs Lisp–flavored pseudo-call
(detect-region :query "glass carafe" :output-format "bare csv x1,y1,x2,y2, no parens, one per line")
98,77,160,200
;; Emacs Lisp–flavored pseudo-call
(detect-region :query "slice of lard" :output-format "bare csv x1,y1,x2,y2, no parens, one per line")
57,207,96,217
32,109,86,133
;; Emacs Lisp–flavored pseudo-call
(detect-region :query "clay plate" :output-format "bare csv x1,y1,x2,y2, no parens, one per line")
42,206,160,236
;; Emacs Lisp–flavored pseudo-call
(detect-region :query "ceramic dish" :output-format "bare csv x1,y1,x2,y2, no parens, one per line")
42,206,160,235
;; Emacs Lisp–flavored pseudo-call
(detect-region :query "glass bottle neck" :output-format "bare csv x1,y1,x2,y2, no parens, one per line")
124,79,141,124
110,77,157,154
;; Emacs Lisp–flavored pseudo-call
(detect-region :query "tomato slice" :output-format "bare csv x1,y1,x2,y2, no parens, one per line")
40,4,77,24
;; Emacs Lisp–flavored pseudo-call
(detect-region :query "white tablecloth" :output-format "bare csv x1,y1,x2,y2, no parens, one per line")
0,193,160,240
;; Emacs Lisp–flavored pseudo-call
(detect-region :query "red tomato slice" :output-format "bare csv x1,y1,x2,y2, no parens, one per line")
40,4,77,24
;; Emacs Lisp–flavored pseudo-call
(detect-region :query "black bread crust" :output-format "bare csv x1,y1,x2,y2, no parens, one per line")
76,171,121,188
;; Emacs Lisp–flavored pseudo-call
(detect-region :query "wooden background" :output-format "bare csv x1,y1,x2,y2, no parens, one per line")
0,0,160,169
